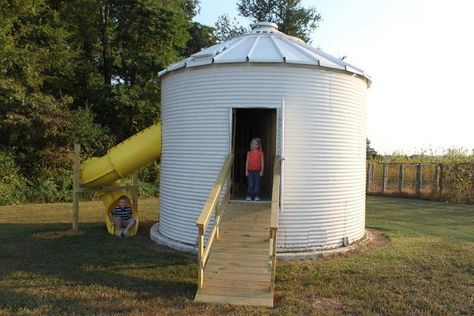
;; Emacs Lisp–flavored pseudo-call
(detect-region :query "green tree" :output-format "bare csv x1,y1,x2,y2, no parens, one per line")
214,14,247,42
366,138,378,160
237,0,321,42
59,0,193,141
0,0,111,201
0,0,79,173
182,22,218,56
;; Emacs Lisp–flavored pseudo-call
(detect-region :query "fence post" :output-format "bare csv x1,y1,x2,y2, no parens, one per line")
438,164,444,197
366,164,373,193
472,163,474,201
435,164,441,197
382,163,388,194
399,164,404,193
416,163,423,196
132,171,139,215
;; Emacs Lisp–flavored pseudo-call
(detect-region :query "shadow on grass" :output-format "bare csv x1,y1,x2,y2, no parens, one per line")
0,221,197,314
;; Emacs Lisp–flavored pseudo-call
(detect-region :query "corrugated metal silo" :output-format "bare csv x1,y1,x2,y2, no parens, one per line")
150,22,371,255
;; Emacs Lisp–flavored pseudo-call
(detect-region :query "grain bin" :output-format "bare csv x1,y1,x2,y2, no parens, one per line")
150,22,371,256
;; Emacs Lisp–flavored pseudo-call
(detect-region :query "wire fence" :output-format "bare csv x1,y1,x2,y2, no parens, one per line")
367,163,474,204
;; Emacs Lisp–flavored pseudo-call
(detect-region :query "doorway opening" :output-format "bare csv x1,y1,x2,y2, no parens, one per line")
231,108,277,200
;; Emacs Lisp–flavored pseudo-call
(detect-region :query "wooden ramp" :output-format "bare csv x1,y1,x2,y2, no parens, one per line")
194,201,273,307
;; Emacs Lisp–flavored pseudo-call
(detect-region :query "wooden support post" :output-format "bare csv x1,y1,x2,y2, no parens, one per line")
371,164,375,185
399,164,404,193
435,164,441,196
198,227,204,288
132,171,139,213
439,164,444,197
72,144,81,231
271,229,277,292
416,164,423,196
366,164,372,193
382,164,388,193
472,163,474,200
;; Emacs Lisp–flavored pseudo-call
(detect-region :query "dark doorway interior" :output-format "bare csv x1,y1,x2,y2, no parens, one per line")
232,108,276,200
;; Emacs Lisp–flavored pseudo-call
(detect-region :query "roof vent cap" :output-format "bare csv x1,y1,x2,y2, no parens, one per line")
250,22,278,33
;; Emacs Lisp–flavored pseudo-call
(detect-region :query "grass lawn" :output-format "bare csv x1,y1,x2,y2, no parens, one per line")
0,197,473,315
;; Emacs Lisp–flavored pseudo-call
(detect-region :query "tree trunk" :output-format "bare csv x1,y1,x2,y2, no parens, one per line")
97,0,112,86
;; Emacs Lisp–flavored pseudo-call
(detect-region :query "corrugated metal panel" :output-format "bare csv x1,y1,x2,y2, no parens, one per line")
157,64,367,252
159,22,371,84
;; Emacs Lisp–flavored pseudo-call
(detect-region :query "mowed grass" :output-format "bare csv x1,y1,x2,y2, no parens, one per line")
0,197,473,315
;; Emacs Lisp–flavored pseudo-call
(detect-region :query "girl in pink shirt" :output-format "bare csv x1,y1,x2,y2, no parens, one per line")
245,137,264,201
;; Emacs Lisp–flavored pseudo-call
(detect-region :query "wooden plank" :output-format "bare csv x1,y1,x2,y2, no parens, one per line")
209,251,268,260
204,279,270,290
399,163,404,193
224,209,270,215
213,247,269,254
221,217,270,224
213,243,269,252
209,251,268,259
194,293,273,308
222,216,270,222
205,264,270,275
197,286,271,298
205,272,271,282
416,163,422,196
219,230,269,237
222,217,270,223
207,254,269,264
220,228,269,235
439,164,444,196
226,204,270,211
219,237,269,244
215,237,269,244
382,163,388,193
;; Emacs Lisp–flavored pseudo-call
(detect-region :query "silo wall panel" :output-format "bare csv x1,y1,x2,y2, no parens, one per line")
158,64,367,251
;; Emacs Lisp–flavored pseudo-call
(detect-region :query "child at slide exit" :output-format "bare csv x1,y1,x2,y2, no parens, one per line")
245,137,264,201
111,198,136,237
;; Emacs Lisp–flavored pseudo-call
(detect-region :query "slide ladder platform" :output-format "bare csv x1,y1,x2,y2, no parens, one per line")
194,201,274,307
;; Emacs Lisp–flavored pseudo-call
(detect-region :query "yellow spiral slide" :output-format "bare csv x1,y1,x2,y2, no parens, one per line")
79,123,161,236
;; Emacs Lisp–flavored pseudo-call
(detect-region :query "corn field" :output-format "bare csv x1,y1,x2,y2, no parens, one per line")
367,163,474,204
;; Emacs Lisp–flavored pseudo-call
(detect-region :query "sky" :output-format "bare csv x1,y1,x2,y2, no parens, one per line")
194,0,474,155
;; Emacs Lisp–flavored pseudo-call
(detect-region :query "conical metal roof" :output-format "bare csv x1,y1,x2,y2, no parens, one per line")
159,22,371,83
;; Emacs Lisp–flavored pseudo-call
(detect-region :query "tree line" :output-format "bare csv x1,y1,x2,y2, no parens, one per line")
0,0,321,205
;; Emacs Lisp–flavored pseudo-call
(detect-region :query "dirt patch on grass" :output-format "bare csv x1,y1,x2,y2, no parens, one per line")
32,229,85,239
310,296,344,313
367,228,390,247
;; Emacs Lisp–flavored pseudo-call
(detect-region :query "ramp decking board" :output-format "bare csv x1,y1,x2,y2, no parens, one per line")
194,202,274,307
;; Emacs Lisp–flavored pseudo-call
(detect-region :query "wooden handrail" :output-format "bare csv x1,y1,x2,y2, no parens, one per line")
196,154,233,229
269,156,281,291
196,153,234,288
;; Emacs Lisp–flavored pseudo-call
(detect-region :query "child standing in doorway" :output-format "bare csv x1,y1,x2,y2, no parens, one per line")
245,137,264,201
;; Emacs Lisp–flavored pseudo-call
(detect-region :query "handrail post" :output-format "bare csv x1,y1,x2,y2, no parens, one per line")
269,157,281,292
198,225,204,288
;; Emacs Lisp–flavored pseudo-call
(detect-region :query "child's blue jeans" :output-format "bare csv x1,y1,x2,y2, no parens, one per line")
247,171,260,199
